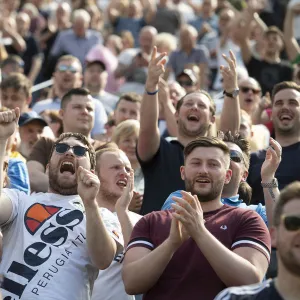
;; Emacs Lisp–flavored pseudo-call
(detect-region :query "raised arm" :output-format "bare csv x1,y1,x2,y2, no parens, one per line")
219,51,240,134
137,47,167,162
107,0,121,25
251,92,271,125
0,109,20,225
2,23,26,53
284,4,300,62
78,166,117,270
261,138,281,226
140,0,156,24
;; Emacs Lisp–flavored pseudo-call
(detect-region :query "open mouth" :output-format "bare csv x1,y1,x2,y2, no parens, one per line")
245,98,253,103
187,115,200,122
116,179,127,188
196,178,210,184
279,114,293,121
60,161,75,174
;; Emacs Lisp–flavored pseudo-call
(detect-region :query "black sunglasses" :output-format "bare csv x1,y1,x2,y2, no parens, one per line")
230,150,244,163
240,86,261,95
56,65,78,74
281,215,300,231
55,143,88,157
178,80,194,87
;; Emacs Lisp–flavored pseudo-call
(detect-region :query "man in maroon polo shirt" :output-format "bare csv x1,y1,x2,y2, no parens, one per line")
122,136,271,300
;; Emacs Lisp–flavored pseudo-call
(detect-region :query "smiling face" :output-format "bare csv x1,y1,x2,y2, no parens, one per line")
181,146,231,202
272,88,300,136
238,78,261,114
176,92,215,138
97,150,131,201
114,99,141,125
48,137,92,195
271,199,300,276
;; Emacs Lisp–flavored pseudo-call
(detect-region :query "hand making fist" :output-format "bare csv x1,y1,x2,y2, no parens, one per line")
0,108,20,141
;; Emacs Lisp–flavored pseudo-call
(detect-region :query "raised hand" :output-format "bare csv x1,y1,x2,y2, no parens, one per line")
146,46,167,90
158,78,171,106
0,108,20,141
220,50,238,93
115,169,134,212
259,92,271,110
261,138,282,182
128,191,143,213
171,191,205,240
77,166,100,207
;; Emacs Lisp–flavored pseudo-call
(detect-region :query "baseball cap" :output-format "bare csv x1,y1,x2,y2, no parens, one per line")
19,111,48,127
176,69,198,84
85,60,106,71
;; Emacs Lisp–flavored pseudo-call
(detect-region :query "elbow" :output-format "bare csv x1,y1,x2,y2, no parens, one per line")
232,269,262,287
95,256,114,270
122,270,143,295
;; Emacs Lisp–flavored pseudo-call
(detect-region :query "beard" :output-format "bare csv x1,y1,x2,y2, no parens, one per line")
48,162,78,196
98,176,121,204
178,119,210,138
278,243,300,276
184,177,224,202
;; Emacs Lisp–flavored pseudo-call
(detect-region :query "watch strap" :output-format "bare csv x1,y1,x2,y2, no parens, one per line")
261,178,278,188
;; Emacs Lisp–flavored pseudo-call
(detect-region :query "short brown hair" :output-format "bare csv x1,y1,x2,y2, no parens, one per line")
273,181,300,227
184,136,230,164
95,146,120,169
271,81,300,104
49,132,96,170
61,87,91,109
0,73,32,98
176,90,216,116
56,55,82,68
116,93,142,108
264,26,284,40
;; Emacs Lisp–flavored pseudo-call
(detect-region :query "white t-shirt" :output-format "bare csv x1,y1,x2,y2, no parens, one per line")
0,189,123,300
92,211,141,300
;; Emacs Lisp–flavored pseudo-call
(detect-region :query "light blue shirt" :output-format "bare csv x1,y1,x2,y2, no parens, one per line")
8,158,30,195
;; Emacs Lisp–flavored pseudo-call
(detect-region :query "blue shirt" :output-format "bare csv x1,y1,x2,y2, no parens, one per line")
8,158,30,195
161,191,268,225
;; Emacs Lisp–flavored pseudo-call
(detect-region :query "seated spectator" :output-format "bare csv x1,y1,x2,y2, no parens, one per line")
83,59,119,115
49,9,103,66
0,73,32,113
120,31,135,51
123,137,271,299
154,32,177,56
165,24,209,89
1,55,24,79
18,111,48,160
215,181,300,300
176,68,200,94
40,110,63,138
112,119,144,212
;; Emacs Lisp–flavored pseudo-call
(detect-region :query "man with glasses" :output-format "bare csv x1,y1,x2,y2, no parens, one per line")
32,55,107,139
0,109,122,299
215,180,300,300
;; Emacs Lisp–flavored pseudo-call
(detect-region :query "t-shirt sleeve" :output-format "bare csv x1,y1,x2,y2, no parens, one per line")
126,214,154,251
231,209,271,262
27,137,54,168
197,46,209,64
99,207,124,246
8,159,30,195
91,100,108,136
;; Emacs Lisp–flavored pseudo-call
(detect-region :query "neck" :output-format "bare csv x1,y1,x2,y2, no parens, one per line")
87,86,103,95
56,88,67,100
275,264,300,300
263,52,281,63
202,11,212,18
177,131,208,147
96,193,117,212
221,188,238,199
130,160,140,171
182,46,193,54
200,198,224,213
274,131,300,147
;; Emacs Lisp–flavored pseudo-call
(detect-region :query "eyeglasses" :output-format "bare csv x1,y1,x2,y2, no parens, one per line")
240,87,261,95
230,150,244,164
55,143,88,157
178,80,194,87
56,65,78,74
281,215,300,231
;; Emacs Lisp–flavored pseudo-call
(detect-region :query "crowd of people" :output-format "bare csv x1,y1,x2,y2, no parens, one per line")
0,0,300,299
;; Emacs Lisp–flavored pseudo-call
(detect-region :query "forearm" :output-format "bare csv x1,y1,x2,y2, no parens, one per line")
85,204,117,270
219,96,240,134
116,209,134,246
123,239,177,294
5,30,26,53
253,13,267,33
251,106,265,125
28,56,42,83
194,228,262,286
0,142,7,197
162,101,178,137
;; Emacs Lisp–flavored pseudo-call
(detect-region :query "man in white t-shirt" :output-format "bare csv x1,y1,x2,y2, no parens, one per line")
92,146,142,300
0,108,122,300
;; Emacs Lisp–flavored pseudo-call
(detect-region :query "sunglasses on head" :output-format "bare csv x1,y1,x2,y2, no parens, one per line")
55,143,88,157
178,80,194,87
281,215,300,231
56,65,78,74
230,150,244,163
240,87,261,95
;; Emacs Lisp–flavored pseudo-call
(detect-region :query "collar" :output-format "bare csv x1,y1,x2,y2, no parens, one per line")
221,195,243,206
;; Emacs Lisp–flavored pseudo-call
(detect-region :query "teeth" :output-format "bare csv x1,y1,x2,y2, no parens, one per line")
117,180,127,187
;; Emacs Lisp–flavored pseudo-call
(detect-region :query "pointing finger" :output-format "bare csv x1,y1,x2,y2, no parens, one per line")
153,52,167,65
151,46,157,61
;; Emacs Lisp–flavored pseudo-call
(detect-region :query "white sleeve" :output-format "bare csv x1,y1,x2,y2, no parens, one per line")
99,207,124,247
91,100,108,136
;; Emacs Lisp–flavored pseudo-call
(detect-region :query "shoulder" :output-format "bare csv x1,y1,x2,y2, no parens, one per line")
250,149,266,164
215,279,274,300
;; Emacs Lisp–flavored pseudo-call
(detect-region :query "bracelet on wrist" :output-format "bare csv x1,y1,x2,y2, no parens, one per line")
145,89,159,95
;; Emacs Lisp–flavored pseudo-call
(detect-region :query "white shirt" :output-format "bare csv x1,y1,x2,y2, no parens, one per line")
0,189,122,300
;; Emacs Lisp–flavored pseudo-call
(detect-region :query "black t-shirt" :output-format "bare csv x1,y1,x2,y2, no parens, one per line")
137,137,185,215
246,56,293,94
6,35,40,75
215,279,283,300
248,142,300,205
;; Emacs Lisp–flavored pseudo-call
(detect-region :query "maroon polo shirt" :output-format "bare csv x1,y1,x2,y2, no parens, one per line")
126,205,271,300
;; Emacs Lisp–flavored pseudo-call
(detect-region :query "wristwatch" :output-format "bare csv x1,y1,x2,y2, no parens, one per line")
223,88,239,98
261,178,278,188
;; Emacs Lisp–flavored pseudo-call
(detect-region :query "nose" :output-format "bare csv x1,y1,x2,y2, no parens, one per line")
64,147,76,157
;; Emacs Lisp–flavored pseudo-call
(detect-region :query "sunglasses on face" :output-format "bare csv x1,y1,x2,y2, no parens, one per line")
240,86,261,95
281,215,300,231
56,65,78,74
230,150,244,164
55,143,88,157
178,80,194,87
